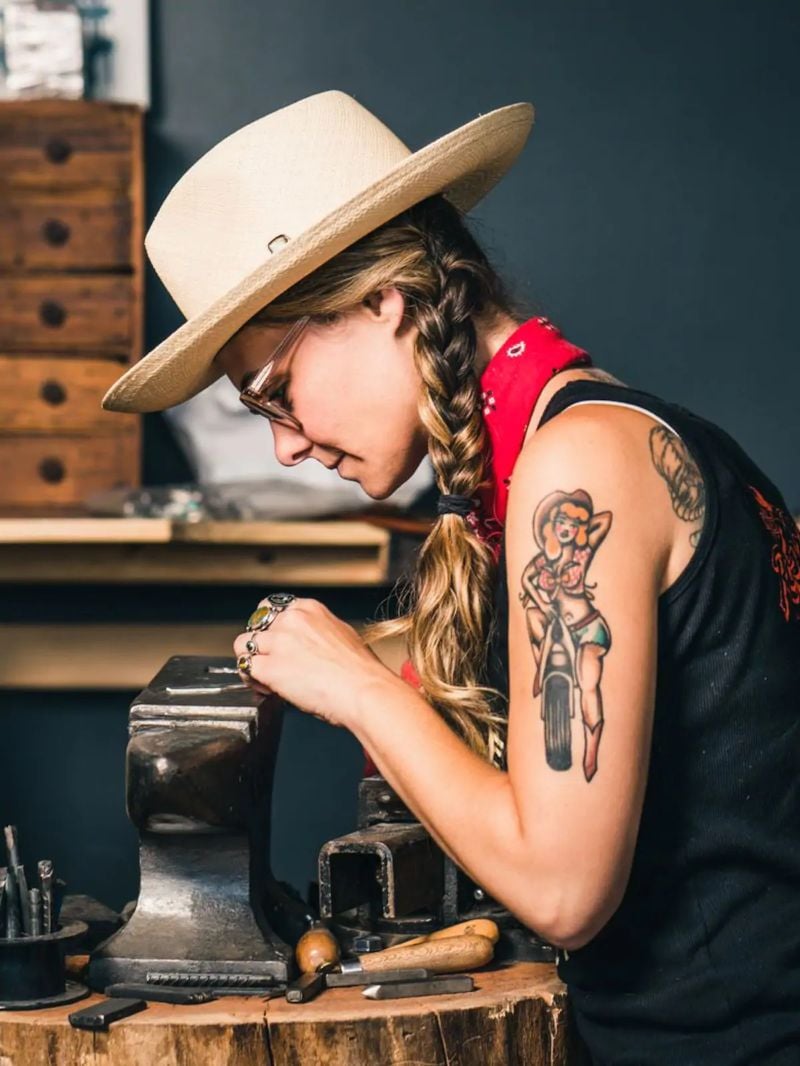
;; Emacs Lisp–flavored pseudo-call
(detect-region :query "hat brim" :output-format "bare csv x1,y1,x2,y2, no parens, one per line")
103,102,534,414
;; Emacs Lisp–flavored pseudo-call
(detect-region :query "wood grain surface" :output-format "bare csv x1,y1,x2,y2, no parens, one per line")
0,962,587,1066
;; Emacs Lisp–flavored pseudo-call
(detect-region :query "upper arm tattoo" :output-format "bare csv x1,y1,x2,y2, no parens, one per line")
519,490,612,783
648,426,706,548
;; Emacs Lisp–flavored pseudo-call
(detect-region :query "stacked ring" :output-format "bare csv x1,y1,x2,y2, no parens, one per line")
246,592,296,632
237,653,253,675
245,636,259,655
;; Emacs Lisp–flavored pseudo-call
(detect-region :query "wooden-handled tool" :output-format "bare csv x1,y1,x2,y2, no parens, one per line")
295,921,495,989
378,918,500,953
345,933,494,975
295,922,341,975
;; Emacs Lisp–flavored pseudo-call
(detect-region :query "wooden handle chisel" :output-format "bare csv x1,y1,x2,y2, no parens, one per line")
346,933,494,975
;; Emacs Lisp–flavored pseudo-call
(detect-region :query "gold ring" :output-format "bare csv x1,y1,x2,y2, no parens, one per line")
237,653,253,675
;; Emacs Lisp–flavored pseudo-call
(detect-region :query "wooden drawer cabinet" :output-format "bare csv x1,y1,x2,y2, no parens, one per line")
0,435,138,509
0,100,136,191
0,276,134,352
0,196,132,270
0,355,128,433
0,100,143,512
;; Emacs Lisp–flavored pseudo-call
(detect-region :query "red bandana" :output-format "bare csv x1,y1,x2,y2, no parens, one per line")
470,315,591,557
363,317,591,776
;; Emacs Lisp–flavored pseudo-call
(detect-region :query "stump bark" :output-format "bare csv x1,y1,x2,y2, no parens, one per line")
0,961,588,1065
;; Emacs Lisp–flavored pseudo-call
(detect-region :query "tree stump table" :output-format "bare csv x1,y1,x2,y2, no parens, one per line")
0,962,588,1065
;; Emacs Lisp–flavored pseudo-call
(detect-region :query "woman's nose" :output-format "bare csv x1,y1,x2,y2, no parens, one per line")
271,423,313,466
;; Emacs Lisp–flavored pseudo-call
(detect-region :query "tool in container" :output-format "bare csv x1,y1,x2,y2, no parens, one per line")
38,860,54,935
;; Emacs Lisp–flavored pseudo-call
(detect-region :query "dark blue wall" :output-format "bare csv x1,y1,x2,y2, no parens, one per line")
2,1,798,914
148,0,800,503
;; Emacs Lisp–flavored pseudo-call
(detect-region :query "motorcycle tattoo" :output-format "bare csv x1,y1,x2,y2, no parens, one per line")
519,489,612,782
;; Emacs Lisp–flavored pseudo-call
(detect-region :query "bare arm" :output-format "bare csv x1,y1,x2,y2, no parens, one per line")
350,406,675,948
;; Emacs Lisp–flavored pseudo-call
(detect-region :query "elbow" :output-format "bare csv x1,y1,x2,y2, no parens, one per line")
507,881,624,952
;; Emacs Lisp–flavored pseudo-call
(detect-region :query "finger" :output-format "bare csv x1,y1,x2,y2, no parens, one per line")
234,631,269,657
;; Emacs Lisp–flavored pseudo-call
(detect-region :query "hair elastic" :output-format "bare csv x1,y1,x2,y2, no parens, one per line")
437,494,477,518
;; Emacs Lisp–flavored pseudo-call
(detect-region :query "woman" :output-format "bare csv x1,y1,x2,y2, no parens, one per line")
103,91,800,1064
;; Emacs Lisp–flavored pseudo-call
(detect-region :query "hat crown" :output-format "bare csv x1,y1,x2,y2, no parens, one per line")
146,90,411,318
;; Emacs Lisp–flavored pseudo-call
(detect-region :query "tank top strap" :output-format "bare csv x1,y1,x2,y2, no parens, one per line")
538,379,688,439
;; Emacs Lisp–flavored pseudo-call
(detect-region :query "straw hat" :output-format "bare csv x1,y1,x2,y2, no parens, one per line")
102,89,534,414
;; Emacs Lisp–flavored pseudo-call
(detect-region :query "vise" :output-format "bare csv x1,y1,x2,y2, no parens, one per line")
89,656,294,991
318,775,555,961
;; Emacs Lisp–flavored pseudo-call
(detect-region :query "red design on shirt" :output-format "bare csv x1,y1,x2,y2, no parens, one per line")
748,485,800,622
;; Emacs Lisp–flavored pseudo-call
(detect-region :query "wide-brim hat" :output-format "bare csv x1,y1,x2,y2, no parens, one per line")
102,89,534,414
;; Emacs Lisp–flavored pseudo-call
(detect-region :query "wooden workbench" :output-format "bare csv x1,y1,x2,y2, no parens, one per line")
0,515,402,689
0,961,587,1065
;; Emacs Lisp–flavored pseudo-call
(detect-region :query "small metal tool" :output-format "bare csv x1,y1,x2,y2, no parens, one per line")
105,982,216,1005
325,966,431,988
69,997,147,1030
164,684,248,695
53,877,67,928
146,971,280,988
362,974,474,1000
29,888,42,936
3,826,21,870
285,971,326,1003
202,986,285,998
4,867,20,939
0,867,7,937
14,866,32,934
38,860,54,934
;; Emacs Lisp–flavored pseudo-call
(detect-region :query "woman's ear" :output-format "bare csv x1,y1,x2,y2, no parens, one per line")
362,290,383,315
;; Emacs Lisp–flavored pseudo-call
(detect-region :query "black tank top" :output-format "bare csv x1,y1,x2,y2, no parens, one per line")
487,379,800,1065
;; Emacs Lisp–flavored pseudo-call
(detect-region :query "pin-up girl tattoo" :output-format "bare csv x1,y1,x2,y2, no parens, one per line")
519,490,612,782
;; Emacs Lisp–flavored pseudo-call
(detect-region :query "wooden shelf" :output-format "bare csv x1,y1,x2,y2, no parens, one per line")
0,516,391,586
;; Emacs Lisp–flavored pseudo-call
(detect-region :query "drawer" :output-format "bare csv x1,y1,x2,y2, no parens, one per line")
0,434,140,509
0,276,134,353
0,356,133,434
0,197,133,271
0,100,138,192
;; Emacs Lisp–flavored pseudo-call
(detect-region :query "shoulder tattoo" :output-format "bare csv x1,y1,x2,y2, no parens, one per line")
648,425,706,547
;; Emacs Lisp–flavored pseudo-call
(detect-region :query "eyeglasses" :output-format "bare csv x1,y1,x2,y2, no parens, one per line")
238,314,312,432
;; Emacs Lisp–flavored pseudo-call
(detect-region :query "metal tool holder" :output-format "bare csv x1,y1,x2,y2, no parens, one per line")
0,921,89,1010
88,656,293,991
318,775,555,961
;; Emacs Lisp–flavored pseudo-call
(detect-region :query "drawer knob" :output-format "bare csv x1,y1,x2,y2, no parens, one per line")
39,300,67,328
42,218,71,247
39,457,66,484
43,137,73,165
40,380,67,406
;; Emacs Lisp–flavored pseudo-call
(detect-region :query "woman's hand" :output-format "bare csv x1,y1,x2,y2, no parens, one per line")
232,597,399,728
